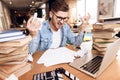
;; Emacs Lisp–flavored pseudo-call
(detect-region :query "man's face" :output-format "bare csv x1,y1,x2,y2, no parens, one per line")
50,11,69,31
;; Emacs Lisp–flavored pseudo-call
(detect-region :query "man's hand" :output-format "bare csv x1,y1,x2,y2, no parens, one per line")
26,17,41,38
78,13,91,33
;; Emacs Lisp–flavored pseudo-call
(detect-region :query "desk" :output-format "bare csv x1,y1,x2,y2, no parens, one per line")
19,49,120,80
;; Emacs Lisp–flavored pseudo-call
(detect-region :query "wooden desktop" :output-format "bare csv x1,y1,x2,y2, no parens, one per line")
19,48,120,80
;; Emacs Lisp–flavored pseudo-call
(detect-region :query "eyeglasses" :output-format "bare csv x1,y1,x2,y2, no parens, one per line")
52,11,69,22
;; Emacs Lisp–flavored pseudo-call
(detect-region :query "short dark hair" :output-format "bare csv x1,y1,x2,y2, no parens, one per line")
49,0,69,12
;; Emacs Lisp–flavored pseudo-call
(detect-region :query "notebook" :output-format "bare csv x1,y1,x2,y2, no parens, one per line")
69,38,120,78
33,68,79,80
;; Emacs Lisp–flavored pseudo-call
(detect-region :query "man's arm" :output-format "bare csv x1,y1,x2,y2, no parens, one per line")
67,13,90,48
26,16,41,38
78,13,90,33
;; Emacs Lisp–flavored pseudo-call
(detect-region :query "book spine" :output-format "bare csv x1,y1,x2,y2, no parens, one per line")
0,34,26,42
0,31,23,38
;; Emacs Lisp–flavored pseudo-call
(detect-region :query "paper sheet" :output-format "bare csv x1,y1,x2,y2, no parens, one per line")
37,47,87,66
5,74,18,80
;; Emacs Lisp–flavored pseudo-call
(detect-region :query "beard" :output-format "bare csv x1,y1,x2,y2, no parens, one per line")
51,19,63,31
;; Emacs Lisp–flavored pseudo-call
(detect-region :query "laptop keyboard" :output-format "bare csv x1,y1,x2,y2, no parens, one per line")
80,56,103,74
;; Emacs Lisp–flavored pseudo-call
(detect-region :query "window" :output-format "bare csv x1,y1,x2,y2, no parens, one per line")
77,0,98,24
114,0,120,17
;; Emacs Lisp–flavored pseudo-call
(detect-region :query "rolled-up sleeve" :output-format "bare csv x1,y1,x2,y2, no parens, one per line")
64,24,84,47
74,32,84,47
28,31,40,55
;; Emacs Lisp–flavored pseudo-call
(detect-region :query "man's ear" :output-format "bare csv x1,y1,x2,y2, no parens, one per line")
49,11,53,18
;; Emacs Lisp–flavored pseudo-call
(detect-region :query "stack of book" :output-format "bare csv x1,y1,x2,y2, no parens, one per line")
0,29,27,42
0,35,32,80
92,23,119,54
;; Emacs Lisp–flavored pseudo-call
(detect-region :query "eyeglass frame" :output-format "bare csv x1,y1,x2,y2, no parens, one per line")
51,11,69,22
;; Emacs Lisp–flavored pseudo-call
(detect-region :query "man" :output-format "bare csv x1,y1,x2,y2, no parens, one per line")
27,0,90,61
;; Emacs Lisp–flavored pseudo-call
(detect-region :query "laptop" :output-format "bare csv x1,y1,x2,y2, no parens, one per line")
69,38,120,78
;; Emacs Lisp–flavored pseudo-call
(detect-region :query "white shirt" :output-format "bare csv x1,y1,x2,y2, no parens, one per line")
49,29,61,49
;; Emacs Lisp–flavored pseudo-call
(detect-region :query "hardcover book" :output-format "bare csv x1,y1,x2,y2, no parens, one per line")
0,46,18,54
0,52,28,64
0,34,26,42
0,62,26,74
0,29,24,38
93,38,118,42
93,42,112,48
93,32,115,39
0,35,32,47
93,45,106,52
0,45,28,57
0,63,32,80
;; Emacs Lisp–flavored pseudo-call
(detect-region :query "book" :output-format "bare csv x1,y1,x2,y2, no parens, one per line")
93,32,115,39
0,46,18,54
0,34,26,42
93,23,120,30
12,63,32,77
0,62,26,74
83,33,93,41
0,63,32,80
92,28,115,32
0,45,28,58
33,68,79,80
0,52,28,64
0,35,32,47
2,58,27,65
93,45,106,52
0,29,24,38
93,42,112,48
93,23,104,30
93,38,118,43
92,49,105,55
